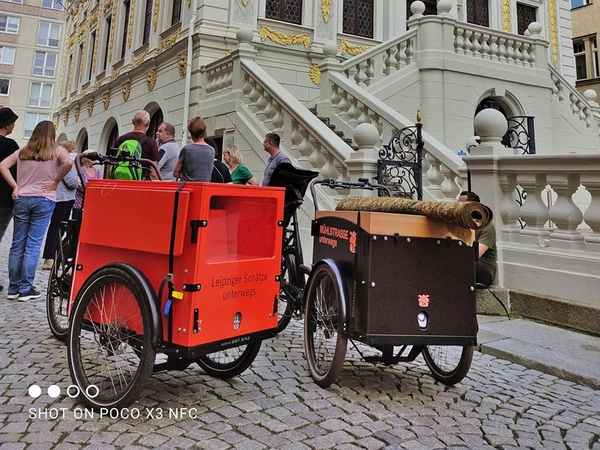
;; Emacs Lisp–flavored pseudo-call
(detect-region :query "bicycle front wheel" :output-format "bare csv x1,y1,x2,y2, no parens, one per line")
422,345,474,386
68,266,156,410
304,262,347,388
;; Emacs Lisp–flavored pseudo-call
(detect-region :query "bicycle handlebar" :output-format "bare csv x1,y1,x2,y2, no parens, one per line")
74,151,163,188
309,177,392,210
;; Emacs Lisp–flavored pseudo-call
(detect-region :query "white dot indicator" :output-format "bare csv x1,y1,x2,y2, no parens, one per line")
28,385,42,398
48,385,61,398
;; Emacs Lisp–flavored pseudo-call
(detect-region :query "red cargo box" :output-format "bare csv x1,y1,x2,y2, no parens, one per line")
72,180,285,348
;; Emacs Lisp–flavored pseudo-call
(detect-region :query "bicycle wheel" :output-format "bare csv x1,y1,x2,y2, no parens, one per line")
196,341,262,379
277,253,297,333
422,345,474,386
304,262,348,388
68,266,156,410
46,256,72,341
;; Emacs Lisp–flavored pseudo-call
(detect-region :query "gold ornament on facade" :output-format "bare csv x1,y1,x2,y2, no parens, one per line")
87,100,94,117
188,0,191,7
63,110,69,126
53,116,59,128
128,0,137,48
242,0,248,6
103,92,111,109
74,107,80,122
548,0,559,67
339,40,370,56
147,68,158,91
259,26,310,49
122,81,132,101
322,0,331,23
159,28,181,52
309,63,321,86
153,0,160,31
502,0,511,32
133,49,149,68
108,6,117,65
178,52,187,77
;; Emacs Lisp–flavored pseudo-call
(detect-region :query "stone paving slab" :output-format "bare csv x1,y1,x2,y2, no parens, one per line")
477,315,600,389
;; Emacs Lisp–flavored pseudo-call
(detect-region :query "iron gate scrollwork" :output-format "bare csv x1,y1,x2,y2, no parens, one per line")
377,121,423,200
505,116,536,155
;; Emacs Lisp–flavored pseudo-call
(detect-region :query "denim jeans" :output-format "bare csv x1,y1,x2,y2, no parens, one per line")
0,205,13,243
8,197,55,294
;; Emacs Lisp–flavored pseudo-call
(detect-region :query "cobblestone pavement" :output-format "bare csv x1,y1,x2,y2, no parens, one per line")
1,232,600,450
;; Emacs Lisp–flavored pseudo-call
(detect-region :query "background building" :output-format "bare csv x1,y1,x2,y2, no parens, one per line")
55,0,600,332
0,0,64,146
571,0,600,99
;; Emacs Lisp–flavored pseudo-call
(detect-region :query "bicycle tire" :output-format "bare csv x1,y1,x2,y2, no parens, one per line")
46,256,72,341
304,262,348,388
196,341,262,379
67,266,156,410
422,345,474,386
277,253,297,333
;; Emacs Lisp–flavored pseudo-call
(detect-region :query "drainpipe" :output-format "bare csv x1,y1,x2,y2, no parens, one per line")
182,0,198,144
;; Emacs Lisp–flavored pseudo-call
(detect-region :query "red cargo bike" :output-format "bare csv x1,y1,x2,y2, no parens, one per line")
55,152,285,409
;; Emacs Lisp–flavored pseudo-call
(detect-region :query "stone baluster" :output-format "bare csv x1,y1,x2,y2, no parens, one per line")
398,41,407,68
480,32,490,59
581,175,600,251
337,90,351,121
384,48,395,75
514,42,523,65
517,173,551,245
455,28,464,55
547,173,585,250
497,37,506,63
489,35,498,61
347,97,361,127
499,172,521,242
354,61,368,86
424,153,444,200
440,163,461,201
506,39,515,64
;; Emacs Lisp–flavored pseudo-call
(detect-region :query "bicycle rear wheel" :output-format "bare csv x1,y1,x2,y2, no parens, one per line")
46,256,72,341
196,341,262,379
68,266,156,409
422,345,474,386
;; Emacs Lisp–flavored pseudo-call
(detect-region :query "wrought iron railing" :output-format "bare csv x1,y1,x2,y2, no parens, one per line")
506,116,536,155
377,114,424,200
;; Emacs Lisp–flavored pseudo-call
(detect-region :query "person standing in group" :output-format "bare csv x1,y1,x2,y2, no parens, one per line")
173,117,215,182
113,109,159,179
224,146,258,185
72,149,102,220
262,133,290,186
156,122,179,181
41,141,79,270
0,107,19,293
0,121,73,300
458,190,497,288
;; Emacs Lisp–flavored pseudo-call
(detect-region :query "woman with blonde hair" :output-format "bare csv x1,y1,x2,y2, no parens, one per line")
223,146,258,185
0,121,72,300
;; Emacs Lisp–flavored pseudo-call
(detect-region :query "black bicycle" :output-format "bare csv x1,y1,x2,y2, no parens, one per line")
274,172,391,333
46,151,162,341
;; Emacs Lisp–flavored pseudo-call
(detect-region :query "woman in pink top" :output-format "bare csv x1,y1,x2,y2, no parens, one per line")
0,121,72,300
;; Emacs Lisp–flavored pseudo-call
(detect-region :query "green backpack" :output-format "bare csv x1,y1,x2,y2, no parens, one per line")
112,135,149,180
